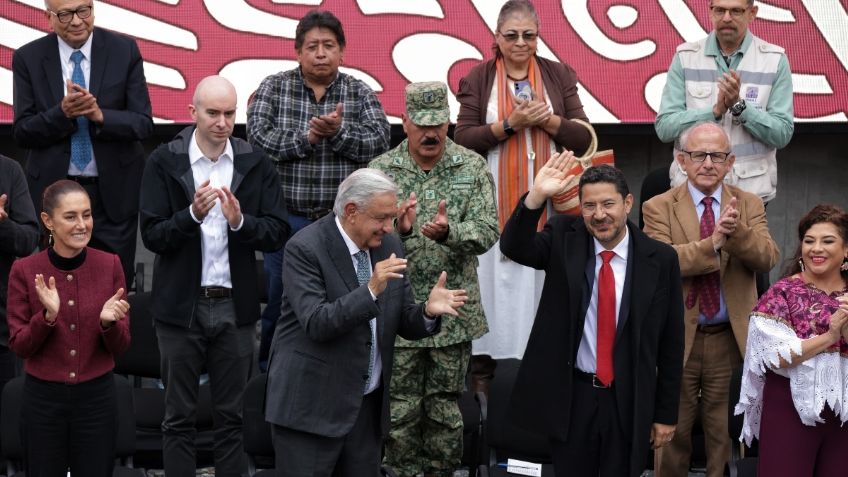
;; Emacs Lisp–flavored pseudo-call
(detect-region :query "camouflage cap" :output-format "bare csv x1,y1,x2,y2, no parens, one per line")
405,81,450,126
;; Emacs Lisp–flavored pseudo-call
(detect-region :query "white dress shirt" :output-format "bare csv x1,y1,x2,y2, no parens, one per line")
334,216,384,395
576,227,630,374
187,130,238,288
58,33,98,177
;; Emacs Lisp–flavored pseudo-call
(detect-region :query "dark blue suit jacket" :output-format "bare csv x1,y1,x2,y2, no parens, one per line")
12,27,153,222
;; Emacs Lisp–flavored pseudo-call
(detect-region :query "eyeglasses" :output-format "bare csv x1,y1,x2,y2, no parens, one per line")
682,150,731,163
499,31,538,43
47,5,93,24
710,6,750,18
581,200,621,216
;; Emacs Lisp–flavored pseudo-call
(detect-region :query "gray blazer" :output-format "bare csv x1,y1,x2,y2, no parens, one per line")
264,214,436,438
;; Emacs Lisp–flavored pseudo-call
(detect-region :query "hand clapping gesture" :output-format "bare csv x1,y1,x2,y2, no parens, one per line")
421,200,449,242
100,288,130,329
34,274,60,323
396,192,417,235
524,151,578,209
424,271,467,317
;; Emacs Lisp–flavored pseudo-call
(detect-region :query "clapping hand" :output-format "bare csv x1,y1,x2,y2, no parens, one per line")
524,151,578,209
368,253,408,296
510,97,551,129
100,288,130,328
828,295,848,344
217,186,243,229
191,179,218,221
712,196,739,250
308,102,343,143
34,274,60,323
835,294,848,343
0,194,8,222
396,192,417,235
425,271,467,317
421,200,449,242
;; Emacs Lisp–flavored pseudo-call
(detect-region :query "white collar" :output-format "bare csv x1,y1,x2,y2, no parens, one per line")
593,224,630,261
335,215,367,257
57,31,93,66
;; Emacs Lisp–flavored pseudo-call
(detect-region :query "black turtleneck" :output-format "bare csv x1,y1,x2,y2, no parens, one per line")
47,247,87,271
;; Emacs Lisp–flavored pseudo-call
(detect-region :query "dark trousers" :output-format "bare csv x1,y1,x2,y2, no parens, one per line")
550,377,629,477
758,372,848,477
22,372,116,477
78,181,137,289
156,296,253,477
258,214,312,371
272,386,383,477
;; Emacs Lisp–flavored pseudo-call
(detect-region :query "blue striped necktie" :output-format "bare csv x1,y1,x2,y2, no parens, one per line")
354,251,377,392
69,50,93,171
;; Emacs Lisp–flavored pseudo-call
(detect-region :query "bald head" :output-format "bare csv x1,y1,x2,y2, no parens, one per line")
192,75,237,108
189,76,237,157
679,122,730,152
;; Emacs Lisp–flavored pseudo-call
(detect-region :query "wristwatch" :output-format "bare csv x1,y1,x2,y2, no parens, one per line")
503,118,516,136
730,99,747,117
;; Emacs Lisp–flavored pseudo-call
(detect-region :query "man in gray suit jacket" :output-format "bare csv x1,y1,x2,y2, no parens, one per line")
264,168,467,476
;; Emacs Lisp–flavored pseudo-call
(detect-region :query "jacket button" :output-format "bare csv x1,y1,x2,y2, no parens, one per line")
70,349,77,357
68,299,75,307
69,372,76,379
66,274,73,281
70,324,76,331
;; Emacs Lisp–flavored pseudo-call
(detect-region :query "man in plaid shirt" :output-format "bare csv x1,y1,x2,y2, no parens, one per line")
247,9,391,370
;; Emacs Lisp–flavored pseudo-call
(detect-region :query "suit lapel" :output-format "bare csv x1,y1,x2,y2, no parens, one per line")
41,36,64,105
622,227,659,342
323,216,360,293
616,227,636,340
88,28,107,96
719,186,734,274
568,221,591,352
672,184,701,244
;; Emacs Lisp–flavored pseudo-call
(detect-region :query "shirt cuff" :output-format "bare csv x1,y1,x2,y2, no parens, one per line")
189,206,202,224
229,214,244,231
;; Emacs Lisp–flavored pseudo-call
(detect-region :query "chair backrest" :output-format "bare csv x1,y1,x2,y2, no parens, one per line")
243,373,274,458
114,374,137,458
486,359,551,464
115,292,162,379
1,376,24,463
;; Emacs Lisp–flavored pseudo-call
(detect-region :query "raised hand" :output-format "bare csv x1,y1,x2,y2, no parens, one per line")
368,253,408,296
525,151,578,209
34,274,60,323
425,271,467,317
191,179,218,221
396,191,417,235
217,186,243,229
835,294,848,343
828,299,848,343
421,199,449,242
718,70,742,106
100,288,130,328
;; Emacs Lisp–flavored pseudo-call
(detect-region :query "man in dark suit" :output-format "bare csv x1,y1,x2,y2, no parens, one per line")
264,168,467,476
500,158,684,476
12,0,153,286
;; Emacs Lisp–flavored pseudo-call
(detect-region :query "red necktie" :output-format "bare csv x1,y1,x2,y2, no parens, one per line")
596,250,616,386
685,197,721,320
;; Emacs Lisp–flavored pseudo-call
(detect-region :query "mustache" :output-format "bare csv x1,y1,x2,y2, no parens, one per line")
422,136,440,146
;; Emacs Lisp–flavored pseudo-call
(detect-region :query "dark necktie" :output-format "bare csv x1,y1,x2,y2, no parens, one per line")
686,197,721,319
596,250,616,386
354,251,377,392
69,50,93,171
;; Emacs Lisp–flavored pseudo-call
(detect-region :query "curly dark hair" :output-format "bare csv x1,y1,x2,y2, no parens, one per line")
782,204,848,278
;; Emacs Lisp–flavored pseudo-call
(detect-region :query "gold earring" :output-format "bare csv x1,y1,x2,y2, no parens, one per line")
841,257,848,272
798,258,805,272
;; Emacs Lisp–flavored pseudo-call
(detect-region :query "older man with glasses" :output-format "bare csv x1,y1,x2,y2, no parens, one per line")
643,122,780,477
12,0,153,288
655,0,793,206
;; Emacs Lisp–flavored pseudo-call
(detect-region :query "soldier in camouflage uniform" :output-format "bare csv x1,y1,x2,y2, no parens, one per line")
370,82,499,477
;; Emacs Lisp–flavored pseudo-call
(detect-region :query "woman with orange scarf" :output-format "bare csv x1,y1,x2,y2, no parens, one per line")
455,0,592,386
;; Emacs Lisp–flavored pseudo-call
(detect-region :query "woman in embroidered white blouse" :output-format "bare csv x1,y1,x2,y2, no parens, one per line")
736,204,848,476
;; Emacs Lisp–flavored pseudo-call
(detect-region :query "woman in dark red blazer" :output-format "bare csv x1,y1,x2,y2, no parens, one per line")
6,179,130,477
